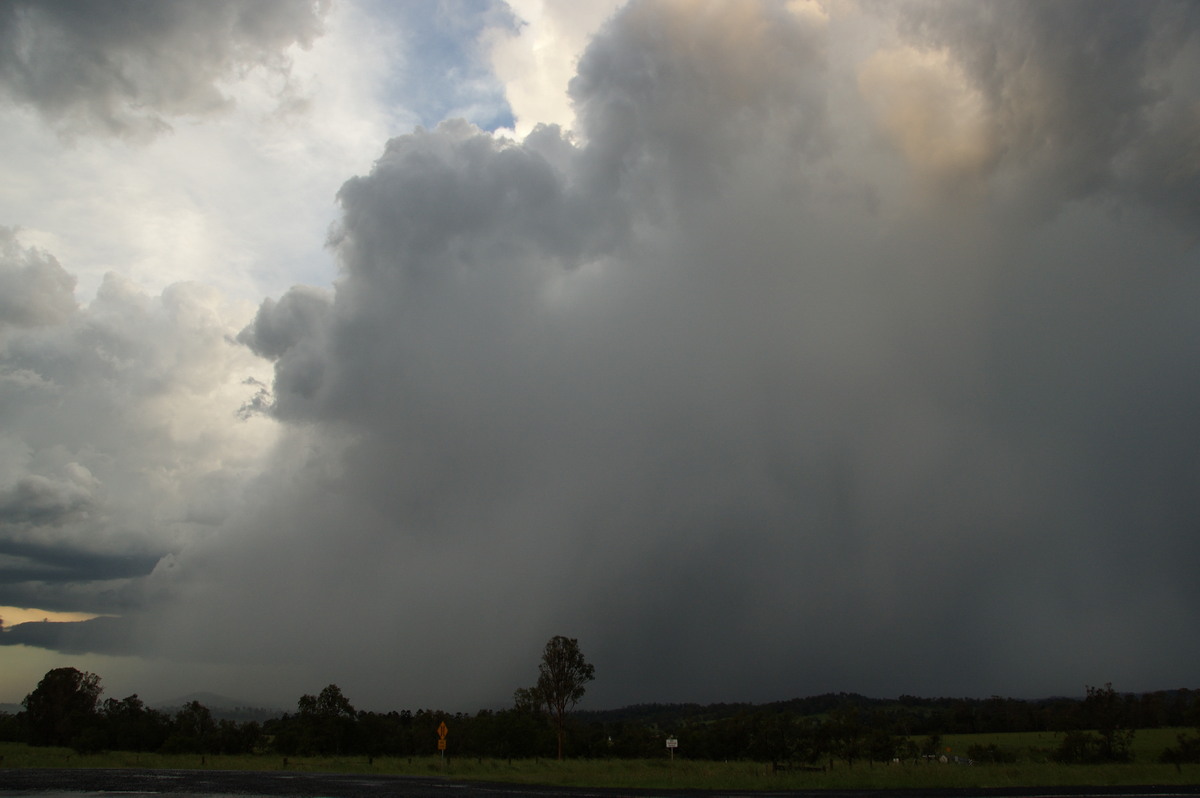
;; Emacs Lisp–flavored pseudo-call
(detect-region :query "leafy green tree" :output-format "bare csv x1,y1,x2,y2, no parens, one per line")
101,694,168,752
865,724,898,763
967,742,1016,763
897,736,921,764
297,684,357,755
1051,681,1132,763
748,712,823,766
1054,729,1105,763
512,686,543,714
826,706,865,766
213,718,260,754
1160,729,1200,767
162,700,216,753
919,733,943,759
1053,684,1135,763
0,710,20,743
22,667,103,748
1084,683,1135,762
531,635,595,760
501,690,554,757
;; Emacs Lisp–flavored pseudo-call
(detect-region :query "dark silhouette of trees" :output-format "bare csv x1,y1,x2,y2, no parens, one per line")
491,696,550,758
512,686,542,714
22,667,103,749
294,684,358,755
1160,729,1200,767
968,742,1017,763
1054,683,1135,763
0,709,20,743
746,711,825,767
11,665,1200,764
529,635,595,760
210,718,258,754
1085,682,1136,762
825,706,866,766
865,718,899,764
13,668,267,755
162,700,217,753
101,695,168,752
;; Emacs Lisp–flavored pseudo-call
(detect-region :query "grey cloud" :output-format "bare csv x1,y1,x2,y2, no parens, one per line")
0,237,274,623
13,0,1200,711
0,468,95,526
0,533,160,621
897,0,1200,225
0,536,159,584
0,227,76,327
0,616,136,656
335,119,602,276
239,287,331,362
237,285,332,415
570,0,830,202
176,0,1200,710
0,0,329,138
243,119,627,426
236,377,274,421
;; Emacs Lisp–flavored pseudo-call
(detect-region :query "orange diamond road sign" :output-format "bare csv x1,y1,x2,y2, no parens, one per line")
437,722,448,739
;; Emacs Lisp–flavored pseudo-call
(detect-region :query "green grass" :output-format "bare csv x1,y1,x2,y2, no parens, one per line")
3,734,1199,791
940,727,1193,763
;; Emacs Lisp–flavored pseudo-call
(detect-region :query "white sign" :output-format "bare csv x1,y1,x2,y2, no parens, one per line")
666,737,678,748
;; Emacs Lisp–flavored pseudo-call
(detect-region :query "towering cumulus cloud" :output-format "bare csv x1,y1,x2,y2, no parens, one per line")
881,0,1200,223
4,0,1200,709
166,0,1200,707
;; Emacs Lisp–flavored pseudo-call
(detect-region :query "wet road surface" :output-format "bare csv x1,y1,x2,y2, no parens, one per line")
3,769,1200,798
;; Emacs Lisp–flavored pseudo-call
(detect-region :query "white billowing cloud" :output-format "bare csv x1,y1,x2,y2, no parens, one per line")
0,227,76,328
0,231,278,617
487,0,624,137
0,0,425,305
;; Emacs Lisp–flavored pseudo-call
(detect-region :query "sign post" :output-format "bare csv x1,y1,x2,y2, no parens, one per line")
666,737,678,761
437,722,448,759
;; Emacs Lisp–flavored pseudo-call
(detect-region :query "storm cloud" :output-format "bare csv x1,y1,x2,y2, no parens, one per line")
0,616,136,657
0,0,329,138
3,0,1200,711
148,0,1200,708
0,231,277,621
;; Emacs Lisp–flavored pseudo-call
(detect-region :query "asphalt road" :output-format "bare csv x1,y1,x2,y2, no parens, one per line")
3,769,1200,798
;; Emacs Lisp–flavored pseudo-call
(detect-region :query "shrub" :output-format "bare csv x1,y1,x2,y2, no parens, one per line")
966,743,1016,763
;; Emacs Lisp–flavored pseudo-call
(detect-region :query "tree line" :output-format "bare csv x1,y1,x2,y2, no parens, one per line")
0,635,596,760
3,662,1200,765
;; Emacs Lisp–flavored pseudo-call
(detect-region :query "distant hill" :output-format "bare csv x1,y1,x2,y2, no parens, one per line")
574,693,885,727
574,688,1200,737
155,691,256,710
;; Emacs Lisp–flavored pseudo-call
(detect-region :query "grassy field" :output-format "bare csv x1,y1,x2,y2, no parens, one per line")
3,733,1199,791
939,727,1192,763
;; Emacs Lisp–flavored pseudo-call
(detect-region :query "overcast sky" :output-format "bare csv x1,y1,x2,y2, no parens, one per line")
2,0,1199,713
